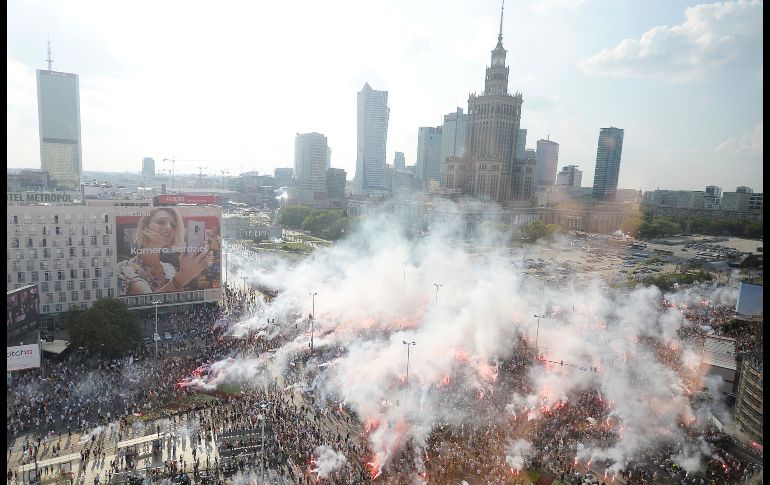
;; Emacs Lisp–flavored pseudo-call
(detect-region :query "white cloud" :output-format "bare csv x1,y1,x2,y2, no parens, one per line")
714,121,763,155
578,0,763,81
530,0,588,15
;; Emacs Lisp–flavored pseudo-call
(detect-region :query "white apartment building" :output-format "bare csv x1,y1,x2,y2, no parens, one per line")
7,205,118,328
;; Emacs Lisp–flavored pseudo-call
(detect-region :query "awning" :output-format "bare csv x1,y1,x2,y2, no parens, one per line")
41,339,70,355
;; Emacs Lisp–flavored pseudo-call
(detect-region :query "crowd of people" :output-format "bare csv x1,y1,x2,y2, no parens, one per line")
5,252,764,485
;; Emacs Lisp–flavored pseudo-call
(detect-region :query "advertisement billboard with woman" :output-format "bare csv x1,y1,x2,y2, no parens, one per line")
115,206,222,296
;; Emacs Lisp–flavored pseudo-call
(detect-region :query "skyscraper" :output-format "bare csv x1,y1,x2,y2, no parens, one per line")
295,133,329,205
416,126,443,189
443,4,532,203
393,152,406,171
354,82,390,194
36,44,82,190
591,127,624,201
535,138,559,186
142,157,155,179
440,108,467,178
515,129,527,160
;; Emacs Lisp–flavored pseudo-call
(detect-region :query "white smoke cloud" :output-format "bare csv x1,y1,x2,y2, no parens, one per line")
195,211,744,475
312,445,348,478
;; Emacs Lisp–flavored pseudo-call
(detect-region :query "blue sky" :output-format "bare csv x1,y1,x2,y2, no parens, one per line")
7,0,763,192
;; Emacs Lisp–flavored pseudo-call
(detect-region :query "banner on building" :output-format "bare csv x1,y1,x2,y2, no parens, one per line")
7,344,41,371
7,285,39,345
154,194,219,205
114,207,222,298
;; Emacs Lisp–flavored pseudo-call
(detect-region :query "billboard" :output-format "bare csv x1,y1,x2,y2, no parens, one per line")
115,206,222,297
7,344,41,371
7,285,39,344
154,194,219,205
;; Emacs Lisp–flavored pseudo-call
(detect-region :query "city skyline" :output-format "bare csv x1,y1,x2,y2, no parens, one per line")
7,0,763,192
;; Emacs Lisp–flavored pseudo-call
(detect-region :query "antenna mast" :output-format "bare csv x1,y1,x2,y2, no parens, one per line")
46,37,53,71
498,0,505,42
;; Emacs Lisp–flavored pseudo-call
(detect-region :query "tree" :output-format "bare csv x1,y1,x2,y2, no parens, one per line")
279,206,316,229
301,210,343,235
64,298,141,357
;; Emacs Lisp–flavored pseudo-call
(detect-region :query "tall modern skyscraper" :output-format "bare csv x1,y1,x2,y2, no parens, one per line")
535,138,559,186
142,157,155,179
591,127,624,201
416,126,443,189
515,129,527,160
36,44,82,190
354,82,390,194
443,4,532,202
440,107,467,178
393,152,406,171
294,132,329,204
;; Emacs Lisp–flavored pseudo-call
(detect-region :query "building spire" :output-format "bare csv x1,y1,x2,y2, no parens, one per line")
46,36,53,71
498,0,505,44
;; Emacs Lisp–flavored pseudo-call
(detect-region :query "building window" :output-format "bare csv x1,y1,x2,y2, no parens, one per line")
80,280,86,290
27,238,34,248
53,215,59,224
11,238,19,248
71,291,78,301
45,294,54,304
31,271,39,282
83,289,91,300
59,292,66,302
55,304,63,312
91,236,97,245
83,269,90,278
57,271,65,280
102,235,109,245
67,280,74,290
94,268,102,278
96,289,103,299
70,269,77,279
80,303,88,310
70,248,77,257
42,305,50,313
17,272,25,282
92,279,99,289
41,282,49,292
107,288,114,298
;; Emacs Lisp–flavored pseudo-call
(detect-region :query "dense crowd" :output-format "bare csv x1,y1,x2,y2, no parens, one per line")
5,262,764,484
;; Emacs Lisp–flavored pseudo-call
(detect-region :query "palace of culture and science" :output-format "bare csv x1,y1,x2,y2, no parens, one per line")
443,5,535,204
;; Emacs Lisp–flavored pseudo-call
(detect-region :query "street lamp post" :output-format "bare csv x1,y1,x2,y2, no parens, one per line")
152,300,162,357
533,314,543,359
258,402,270,484
433,283,442,304
402,341,416,384
309,291,317,353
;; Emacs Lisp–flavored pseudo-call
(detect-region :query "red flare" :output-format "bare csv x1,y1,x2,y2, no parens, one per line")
366,459,381,479
453,350,470,362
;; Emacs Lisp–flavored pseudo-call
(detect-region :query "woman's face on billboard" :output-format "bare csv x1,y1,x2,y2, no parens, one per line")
144,210,177,248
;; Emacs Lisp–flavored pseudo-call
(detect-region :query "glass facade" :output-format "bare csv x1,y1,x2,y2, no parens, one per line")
36,69,82,190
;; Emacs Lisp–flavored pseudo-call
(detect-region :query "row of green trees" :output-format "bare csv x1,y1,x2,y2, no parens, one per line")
278,206,358,240
621,215,762,239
